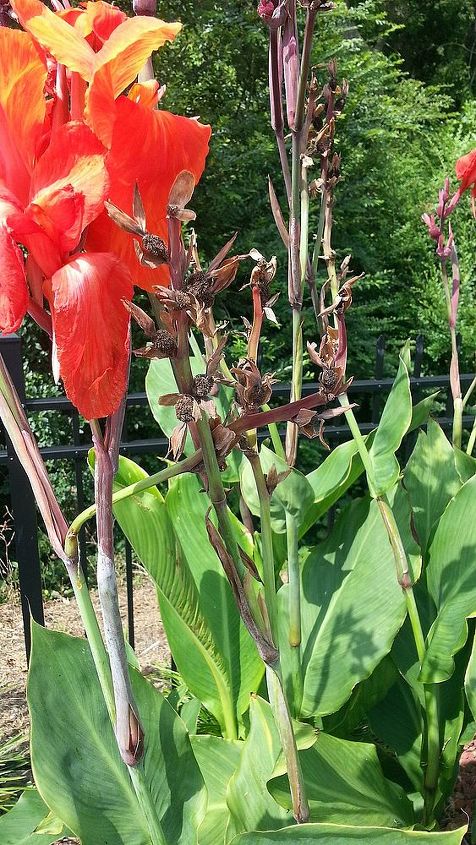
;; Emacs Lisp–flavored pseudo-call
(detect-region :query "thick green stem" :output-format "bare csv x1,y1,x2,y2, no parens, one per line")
66,451,201,550
441,261,462,449
247,451,279,647
286,511,303,715
463,374,476,409
423,685,440,827
262,403,286,459
285,309,303,466
266,666,309,824
376,498,426,662
67,556,115,720
338,397,377,497
68,555,167,845
453,394,463,451
129,767,168,845
196,415,241,740
467,416,476,456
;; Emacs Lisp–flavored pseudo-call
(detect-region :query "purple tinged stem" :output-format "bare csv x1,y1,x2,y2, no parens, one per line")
269,29,291,202
91,417,144,767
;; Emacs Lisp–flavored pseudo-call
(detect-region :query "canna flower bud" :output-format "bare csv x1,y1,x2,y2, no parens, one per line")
133,0,156,16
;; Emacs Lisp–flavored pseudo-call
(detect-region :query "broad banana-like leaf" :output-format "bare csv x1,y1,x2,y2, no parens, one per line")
166,473,264,727
110,457,262,736
191,736,243,845
225,697,293,841
369,669,423,793
389,601,471,806
454,448,476,484
269,732,413,827
421,474,476,683
368,344,412,495
240,445,315,534
404,419,461,553
231,823,466,844
286,493,407,717
302,392,438,536
0,790,64,845
28,624,206,845
323,656,399,738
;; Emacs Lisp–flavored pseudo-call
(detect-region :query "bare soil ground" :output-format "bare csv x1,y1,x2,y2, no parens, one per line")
0,575,169,741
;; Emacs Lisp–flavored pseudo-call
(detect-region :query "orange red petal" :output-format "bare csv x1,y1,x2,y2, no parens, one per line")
47,253,132,419
11,0,96,79
81,1,128,46
0,226,28,334
86,98,211,290
30,121,108,238
0,28,47,207
455,148,476,194
85,16,181,146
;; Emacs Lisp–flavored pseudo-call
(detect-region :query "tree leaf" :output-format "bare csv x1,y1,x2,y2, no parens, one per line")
240,445,315,534
296,495,407,717
231,823,467,844
421,474,476,683
0,790,64,845
404,419,461,553
191,736,243,845
28,624,206,845
269,732,414,827
369,344,412,495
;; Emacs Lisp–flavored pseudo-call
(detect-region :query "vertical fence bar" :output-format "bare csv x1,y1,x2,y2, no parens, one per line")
414,335,425,380
0,335,44,660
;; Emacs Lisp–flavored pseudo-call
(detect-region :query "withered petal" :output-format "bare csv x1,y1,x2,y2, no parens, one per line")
105,200,144,236
122,299,156,337
159,393,181,406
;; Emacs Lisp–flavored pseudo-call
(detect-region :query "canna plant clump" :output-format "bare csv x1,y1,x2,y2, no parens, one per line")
0,1,476,844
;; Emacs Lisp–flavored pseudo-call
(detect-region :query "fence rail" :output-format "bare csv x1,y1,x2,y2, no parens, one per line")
0,333,474,659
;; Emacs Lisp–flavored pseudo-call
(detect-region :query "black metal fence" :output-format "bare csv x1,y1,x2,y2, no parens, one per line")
0,333,474,660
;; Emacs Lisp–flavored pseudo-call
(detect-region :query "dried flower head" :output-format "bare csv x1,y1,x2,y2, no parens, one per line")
192,374,214,400
122,300,177,359
232,359,277,412
106,185,169,269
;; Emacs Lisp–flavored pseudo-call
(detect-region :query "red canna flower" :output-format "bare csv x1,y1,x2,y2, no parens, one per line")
12,0,211,291
85,96,211,291
455,148,476,196
0,0,211,419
